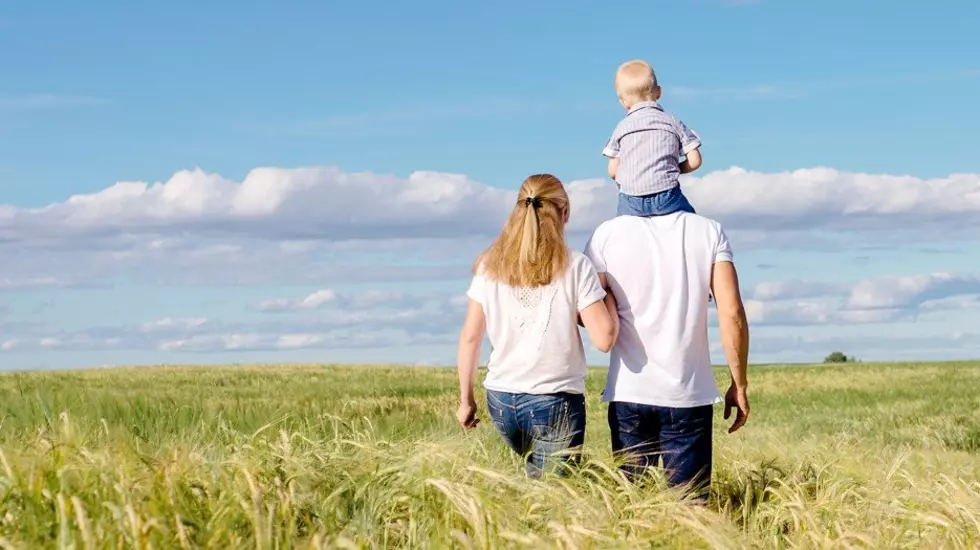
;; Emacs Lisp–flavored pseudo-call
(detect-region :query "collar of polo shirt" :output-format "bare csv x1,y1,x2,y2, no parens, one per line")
627,101,663,114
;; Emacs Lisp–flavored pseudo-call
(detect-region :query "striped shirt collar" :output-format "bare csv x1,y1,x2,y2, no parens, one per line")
627,101,663,115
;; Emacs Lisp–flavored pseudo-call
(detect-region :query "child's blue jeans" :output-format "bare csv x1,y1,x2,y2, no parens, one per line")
618,186,695,217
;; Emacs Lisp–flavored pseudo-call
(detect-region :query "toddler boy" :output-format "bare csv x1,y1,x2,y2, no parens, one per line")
603,59,703,216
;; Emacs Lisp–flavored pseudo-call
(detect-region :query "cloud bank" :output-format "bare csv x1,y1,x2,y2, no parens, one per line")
2,165,978,247
2,164,979,366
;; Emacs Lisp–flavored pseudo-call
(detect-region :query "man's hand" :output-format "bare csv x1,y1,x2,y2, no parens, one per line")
456,400,480,430
724,383,749,433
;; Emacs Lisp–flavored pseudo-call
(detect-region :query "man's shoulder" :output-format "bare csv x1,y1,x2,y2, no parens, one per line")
595,211,723,229
679,211,724,230
590,212,725,246
590,216,634,239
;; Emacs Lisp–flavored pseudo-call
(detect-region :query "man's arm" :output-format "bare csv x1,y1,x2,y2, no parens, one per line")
710,260,750,433
679,147,702,174
578,273,619,351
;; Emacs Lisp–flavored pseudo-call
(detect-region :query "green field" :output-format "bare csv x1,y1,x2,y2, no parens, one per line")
0,362,978,549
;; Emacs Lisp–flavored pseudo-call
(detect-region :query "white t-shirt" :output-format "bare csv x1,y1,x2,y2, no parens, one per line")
584,212,734,408
466,251,607,395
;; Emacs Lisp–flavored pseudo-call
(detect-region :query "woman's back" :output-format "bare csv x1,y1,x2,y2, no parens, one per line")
454,173,619,477
467,250,606,395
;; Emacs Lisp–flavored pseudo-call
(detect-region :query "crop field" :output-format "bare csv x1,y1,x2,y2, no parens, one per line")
0,362,978,548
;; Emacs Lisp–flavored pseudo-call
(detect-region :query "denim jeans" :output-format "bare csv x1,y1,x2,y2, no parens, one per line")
486,390,586,478
617,186,696,217
607,402,714,499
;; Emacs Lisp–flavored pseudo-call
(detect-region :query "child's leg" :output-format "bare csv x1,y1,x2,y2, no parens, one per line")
672,188,696,214
617,192,660,217
618,187,695,217
659,186,695,215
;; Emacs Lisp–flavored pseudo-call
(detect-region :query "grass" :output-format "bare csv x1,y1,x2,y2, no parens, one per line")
0,362,978,548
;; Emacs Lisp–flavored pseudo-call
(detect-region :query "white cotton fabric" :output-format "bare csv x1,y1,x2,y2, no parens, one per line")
466,251,607,395
584,212,734,407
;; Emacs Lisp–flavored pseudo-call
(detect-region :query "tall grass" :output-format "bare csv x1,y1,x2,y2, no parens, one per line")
0,363,978,548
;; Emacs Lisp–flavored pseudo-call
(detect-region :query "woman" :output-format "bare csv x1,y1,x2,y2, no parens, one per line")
455,174,619,478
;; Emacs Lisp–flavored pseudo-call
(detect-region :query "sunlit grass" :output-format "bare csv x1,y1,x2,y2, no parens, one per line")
0,362,978,548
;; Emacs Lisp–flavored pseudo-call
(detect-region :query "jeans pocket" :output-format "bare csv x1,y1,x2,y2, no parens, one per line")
530,398,578,445
668,405,713,430
608,402,643,436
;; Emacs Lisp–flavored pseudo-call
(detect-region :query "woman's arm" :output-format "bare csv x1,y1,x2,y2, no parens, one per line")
580,274,619,352
456,299,486,429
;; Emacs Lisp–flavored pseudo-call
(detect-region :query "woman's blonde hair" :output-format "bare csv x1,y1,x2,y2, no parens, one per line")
477,174,570,288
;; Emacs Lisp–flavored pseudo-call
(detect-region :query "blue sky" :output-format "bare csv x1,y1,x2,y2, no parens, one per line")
2,0,980,370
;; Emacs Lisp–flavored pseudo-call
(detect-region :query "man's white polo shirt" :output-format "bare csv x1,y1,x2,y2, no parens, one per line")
584,212,733,408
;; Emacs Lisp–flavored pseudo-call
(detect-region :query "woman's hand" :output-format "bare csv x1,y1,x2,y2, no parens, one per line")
456,400,480,429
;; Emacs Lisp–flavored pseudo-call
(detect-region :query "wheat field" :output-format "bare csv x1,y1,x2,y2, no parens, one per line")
0,362,978,548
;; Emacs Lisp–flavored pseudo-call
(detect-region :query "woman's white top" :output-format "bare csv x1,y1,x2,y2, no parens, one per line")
466,251,606,395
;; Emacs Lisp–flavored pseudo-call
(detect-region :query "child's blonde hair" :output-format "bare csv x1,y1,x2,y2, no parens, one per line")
476,174,570,288
615,59,659,105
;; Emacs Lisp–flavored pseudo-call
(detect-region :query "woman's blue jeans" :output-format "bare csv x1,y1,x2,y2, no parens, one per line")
485,390,586,478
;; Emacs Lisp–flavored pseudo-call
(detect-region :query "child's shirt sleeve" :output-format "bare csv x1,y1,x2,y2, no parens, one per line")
675,118,701,155
602,123,623,158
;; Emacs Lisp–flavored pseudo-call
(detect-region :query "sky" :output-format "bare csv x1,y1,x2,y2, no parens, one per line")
1,0,980,370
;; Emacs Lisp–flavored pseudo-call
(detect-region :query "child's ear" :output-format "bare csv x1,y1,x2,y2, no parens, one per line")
653,86,662,101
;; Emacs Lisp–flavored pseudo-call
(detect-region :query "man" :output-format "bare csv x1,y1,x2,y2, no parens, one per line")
584,210,749,499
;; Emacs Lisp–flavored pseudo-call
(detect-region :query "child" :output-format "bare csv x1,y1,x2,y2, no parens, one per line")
602,59,703,217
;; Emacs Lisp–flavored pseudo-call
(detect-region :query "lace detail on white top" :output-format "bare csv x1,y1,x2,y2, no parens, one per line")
508,283,558,354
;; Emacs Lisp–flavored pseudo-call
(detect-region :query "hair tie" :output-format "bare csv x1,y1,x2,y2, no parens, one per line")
524,196,543,209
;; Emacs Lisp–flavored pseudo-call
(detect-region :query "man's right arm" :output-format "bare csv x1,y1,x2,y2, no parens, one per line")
710,260,750,432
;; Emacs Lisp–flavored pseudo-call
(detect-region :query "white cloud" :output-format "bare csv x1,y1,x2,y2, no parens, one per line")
276,333,324,349
750,280,845,301
259,290,338,312
844,273,980,310
737,332,980,362
741,272,980,327
0,291,468,356
138,317,210,333
920,294,980,312
256,288,460,315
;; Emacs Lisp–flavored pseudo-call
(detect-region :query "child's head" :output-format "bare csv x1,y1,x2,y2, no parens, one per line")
614,59,661,109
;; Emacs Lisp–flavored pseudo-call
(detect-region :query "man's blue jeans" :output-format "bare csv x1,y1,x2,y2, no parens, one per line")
486,390,586,478
607,402,713,498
